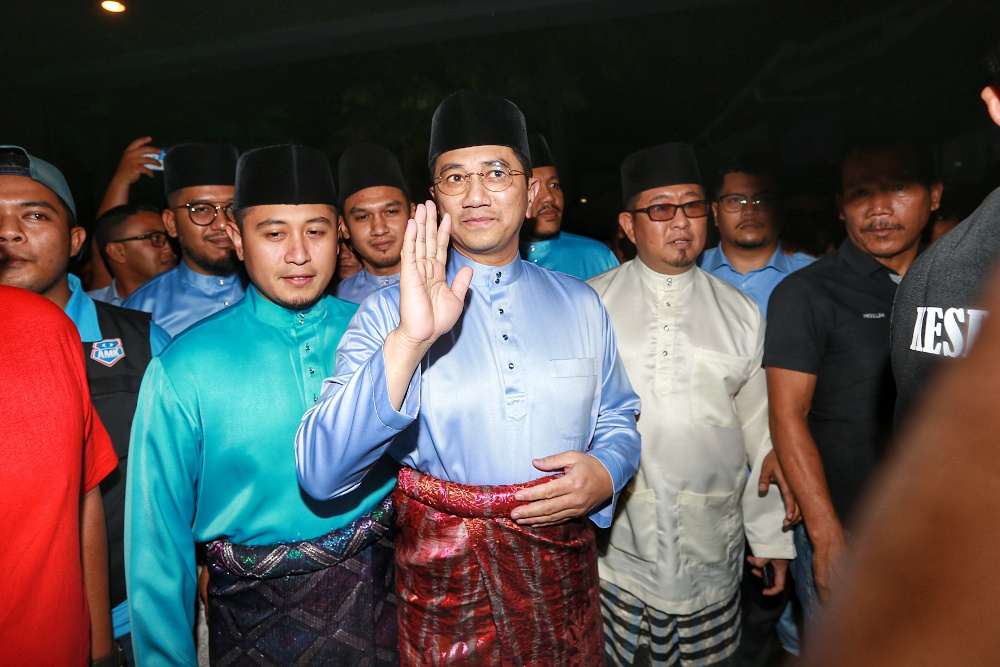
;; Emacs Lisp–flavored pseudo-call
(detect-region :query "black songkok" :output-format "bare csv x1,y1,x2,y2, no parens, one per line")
337,143,410,208
428,90,530,169
621,142,703,206
162,143,238,197
527,133,555,170
233,145,336,212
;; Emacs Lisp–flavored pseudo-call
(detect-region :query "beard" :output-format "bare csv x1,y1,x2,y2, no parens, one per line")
261,289,325,313
733,236,770,250
360,248,402,271
665,250,696,269
178,234,239,275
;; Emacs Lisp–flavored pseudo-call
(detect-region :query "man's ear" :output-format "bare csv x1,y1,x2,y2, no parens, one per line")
711,201,720,227
525,176,542,218
338,215,350,241
409,201,417,218
69,226,87,258
929,181,944,212
836,194,846,221
618,212,637,245
224,221,245,261
163,208,179,238
982,85,1000,127
104,241,128,266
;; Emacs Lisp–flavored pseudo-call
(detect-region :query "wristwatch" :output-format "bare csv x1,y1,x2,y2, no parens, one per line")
91,640,125,667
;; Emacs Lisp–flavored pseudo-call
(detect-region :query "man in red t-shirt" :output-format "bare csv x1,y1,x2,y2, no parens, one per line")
0,286,118,665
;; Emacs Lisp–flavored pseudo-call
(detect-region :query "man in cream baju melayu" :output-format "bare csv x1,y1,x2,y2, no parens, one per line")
589,142,794,666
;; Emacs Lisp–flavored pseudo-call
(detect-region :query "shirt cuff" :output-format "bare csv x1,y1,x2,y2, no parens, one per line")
585,450,625,528
370,346,420,431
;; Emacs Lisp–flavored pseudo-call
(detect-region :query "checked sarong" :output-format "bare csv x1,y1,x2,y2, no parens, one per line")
205,493,398,666
393,468,605,666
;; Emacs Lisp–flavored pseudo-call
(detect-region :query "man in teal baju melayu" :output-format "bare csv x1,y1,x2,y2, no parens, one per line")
125,144,399,667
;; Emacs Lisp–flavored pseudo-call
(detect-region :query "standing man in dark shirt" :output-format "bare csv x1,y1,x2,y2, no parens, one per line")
891,40,1000,426
763,137,941,622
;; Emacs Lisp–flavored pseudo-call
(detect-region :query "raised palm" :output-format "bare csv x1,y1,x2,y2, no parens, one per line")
396,200,472,349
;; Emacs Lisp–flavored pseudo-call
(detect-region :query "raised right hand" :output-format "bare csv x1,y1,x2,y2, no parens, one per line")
113,136,161,184
394,200,472,351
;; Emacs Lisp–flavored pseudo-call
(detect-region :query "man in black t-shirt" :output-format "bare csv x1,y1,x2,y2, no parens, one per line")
763,137,941,622
891,45,1000,426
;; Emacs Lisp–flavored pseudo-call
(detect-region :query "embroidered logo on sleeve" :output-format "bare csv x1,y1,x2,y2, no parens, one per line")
91,338,126,367
862,312,886,319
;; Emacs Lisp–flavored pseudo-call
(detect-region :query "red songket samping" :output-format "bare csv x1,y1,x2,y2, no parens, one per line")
393,468,605,666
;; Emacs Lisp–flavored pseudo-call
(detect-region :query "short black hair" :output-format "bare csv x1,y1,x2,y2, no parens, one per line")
0,148,77,228
839,135,936,190
714,153,781,198
94,204,162,262
986,35,1000,90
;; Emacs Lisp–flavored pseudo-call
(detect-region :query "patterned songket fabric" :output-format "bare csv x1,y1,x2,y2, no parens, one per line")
205,494,398,666
393,468,605,666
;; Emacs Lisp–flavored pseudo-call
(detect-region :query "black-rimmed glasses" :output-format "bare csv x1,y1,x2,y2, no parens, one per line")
434,168,525,196
630,200,709,221
175,202,235,226
110,231,169,247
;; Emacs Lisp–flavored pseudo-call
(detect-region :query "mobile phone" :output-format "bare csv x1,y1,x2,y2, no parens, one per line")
144,149,166,171
762,562,775,589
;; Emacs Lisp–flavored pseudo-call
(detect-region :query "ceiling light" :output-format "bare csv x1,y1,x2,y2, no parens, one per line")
579,198,588,203
101,1,126,12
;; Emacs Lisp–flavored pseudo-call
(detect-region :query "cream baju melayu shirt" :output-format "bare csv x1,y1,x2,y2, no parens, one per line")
588,258,794,615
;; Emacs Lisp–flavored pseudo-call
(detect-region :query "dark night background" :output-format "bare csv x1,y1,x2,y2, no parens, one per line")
4,0,1000,244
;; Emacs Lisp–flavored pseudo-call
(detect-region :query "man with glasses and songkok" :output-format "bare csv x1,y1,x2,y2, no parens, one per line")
588,142,794,666
126,145,399,666
335,143,414,304
88,204,178,306
0,145,171,665
698,154,814,317
124,143,246,335
519,133,619,280
296,90,641,665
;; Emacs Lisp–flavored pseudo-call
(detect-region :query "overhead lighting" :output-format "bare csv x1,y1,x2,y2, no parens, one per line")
579,198,588,203
102,1,126,12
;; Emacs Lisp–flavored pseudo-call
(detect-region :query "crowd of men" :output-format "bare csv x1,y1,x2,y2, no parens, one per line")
2,36,1000,667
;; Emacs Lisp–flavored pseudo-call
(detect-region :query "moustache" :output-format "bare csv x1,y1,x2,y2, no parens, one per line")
860,221,903,233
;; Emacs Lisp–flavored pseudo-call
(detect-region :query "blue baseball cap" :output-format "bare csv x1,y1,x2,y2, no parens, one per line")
0,145,77,218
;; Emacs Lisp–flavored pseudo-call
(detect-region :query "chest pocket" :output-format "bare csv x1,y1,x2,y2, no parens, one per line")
550,358,599,440
691,348,752,428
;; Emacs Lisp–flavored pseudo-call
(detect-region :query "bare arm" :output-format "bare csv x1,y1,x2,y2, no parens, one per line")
766,366,847,600
384,200,472,409
97,136,161,216
81,486,113,660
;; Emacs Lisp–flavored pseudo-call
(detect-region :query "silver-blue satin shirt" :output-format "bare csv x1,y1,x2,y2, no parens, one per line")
296,249,642,527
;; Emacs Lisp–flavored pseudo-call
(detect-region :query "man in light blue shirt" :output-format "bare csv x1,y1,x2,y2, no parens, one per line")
124,143,246,335
296,91,640,665
699,155,813,317
88,204,178,307
519,133,619,280
126,145,397,666
334,143,413,304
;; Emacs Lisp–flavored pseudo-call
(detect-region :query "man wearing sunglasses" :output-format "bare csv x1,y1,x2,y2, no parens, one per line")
89,204,178,306
699,155,814,317
589,142,793,666
124,143,246,336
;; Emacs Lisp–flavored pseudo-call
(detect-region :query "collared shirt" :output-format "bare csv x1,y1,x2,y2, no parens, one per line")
335,268,400,304
126,286,393,667
296,249,642,528
588,260,792,615
65,274,170,353
764,239,900,521
122,261,246,336
520,231,620,281
698,244,814,317
87,279,125,307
